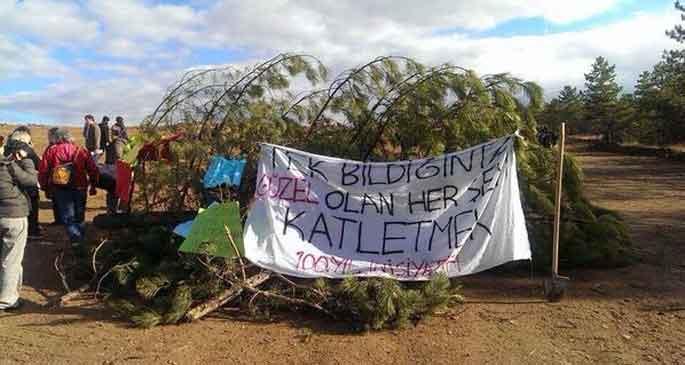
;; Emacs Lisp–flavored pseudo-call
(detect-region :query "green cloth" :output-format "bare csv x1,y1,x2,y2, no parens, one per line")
178,202,244,258
122,136,143,165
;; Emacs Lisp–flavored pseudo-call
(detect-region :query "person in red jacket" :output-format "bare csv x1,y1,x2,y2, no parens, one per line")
38,128,98,247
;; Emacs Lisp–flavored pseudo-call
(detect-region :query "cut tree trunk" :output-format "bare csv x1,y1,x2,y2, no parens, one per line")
184,272,272,322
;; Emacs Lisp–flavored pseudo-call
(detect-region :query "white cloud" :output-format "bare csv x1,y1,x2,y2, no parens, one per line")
0,35,68,78
0,74,176,124
202,3,678,94
0,0,681,123
98,37,192,61
87,0,204,44
0,0,99,43
85,0,623,56
74,60,144,77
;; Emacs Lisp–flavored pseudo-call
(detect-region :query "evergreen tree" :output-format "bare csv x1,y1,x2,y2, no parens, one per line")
634,70,665,144
557,86,586,134
583,56,622,144
537,85,586,134
632,1,685,145
662,1,685,143
615,93,638,141
666,1,685,43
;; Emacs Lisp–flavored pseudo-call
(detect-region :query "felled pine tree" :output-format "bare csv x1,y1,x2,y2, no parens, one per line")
138,54,632,269
92,51,637,327
91,56,634,328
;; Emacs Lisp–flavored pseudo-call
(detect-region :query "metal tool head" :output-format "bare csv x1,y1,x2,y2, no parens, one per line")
544,275,570,302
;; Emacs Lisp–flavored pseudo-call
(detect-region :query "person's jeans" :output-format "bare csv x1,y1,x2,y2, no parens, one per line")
0,217,27,309
53,188,87,243
106,192,119,214
51,199,63,224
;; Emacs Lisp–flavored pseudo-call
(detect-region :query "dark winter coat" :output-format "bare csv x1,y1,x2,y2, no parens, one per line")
4,139,40,197
0,158,37,218
115,121,129,141
99,122,110,150
105,137,126,165
84,123,101,152
22,146,40,198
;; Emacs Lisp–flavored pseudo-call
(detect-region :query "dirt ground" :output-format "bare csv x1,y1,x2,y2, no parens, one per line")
0,128,684,365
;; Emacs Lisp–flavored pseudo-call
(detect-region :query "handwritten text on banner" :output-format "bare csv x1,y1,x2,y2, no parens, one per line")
243,135,531,280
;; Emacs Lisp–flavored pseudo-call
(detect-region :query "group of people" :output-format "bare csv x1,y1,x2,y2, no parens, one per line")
0,115,128,311
82,115,129,213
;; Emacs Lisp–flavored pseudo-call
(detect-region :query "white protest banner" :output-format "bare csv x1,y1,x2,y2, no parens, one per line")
243,134,531,280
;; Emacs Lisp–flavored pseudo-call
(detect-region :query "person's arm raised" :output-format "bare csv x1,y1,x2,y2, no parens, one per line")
11,158,38,189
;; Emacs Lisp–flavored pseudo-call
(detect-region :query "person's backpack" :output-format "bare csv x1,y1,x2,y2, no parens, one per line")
51,154,76,187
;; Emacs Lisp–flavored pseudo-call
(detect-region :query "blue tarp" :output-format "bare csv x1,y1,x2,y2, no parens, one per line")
173,219,194,238
202,156,246,189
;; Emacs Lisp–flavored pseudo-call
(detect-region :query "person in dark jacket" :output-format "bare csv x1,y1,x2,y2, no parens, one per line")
104,125,126,213
83,114,101,161
0,141,37,310
99,116,111,151
38,129,98,246
6,129,41,237
114,116,129,141
105,125,126,165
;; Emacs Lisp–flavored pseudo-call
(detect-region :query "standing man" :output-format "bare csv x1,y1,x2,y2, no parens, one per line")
104,125,126,213
114,116,129,141
0,139,37,311
7,127,42,237
99,116,111,152
38,129,98,249
83,114,102,162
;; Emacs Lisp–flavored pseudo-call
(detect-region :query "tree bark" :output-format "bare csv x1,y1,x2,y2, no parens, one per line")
184,272,271,322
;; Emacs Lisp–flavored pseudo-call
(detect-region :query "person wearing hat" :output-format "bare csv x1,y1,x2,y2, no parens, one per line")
7,127,42,237
38,128,98,248
0,138,38,311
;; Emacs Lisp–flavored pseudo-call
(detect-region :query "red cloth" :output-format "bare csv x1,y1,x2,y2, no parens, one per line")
39,142,98,191
137,132,184,162
115,160,133,203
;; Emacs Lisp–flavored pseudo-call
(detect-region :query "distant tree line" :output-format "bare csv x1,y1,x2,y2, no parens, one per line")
538,1,685,146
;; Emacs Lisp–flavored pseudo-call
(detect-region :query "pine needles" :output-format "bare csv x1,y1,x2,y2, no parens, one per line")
87,225,464,330
319,274,462,330
96,227,222,328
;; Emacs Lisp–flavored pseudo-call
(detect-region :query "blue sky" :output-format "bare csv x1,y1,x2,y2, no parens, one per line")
0,0,680,124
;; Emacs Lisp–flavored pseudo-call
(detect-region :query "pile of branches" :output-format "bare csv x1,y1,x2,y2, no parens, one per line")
58,225,462,330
